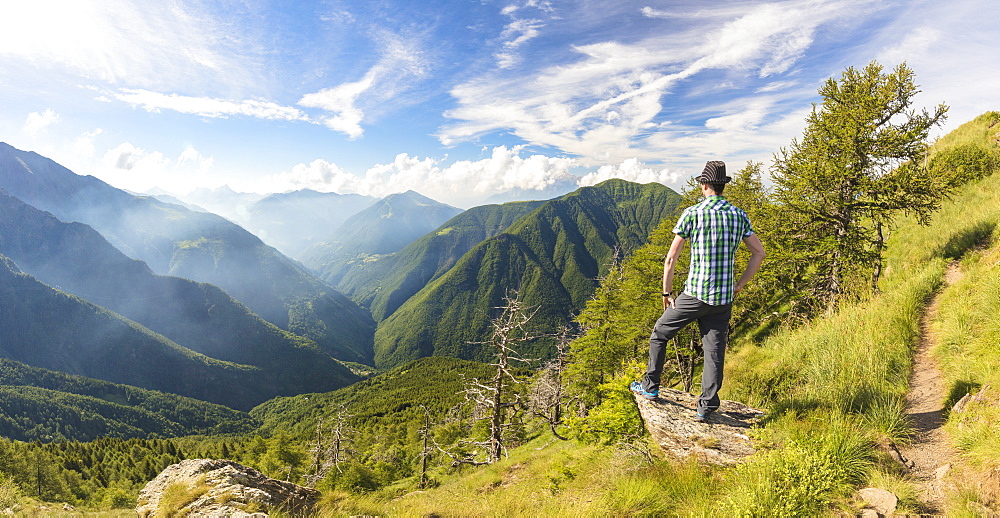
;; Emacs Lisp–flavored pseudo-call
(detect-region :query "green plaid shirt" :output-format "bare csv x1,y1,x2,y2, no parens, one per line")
673,195,754,306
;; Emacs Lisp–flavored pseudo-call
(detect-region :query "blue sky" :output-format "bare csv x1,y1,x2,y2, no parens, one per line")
1,0,997,207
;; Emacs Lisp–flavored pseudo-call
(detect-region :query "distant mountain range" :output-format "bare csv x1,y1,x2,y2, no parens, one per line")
0,143,375,364
0,188,360,409
301,190,463,286
177,185,264,223
240,189,377,259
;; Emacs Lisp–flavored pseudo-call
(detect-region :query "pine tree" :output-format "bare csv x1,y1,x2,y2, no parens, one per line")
771,61,948,310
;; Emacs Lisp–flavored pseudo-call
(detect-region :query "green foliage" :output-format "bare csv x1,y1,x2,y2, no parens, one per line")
0,472,21,509
722,429,871,516
929,142,1000,187
257,432,307,481
771,61,949,310
564,371,644,445
100,486,135,509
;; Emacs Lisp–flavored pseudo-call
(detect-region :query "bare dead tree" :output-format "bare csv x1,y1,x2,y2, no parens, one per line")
528,325,576,440
304,404,355,487
417,405,434,488
446,290,540,465
672,333,700,393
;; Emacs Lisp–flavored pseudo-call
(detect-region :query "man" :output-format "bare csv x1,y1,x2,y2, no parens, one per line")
630,160,766,422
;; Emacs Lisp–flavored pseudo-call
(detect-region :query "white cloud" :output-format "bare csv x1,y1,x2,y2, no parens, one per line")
113,89,308,122
297,29,430,138
257,159,358,194
104,142,163,171
96,142,216,194
22,109,59,136
577,158,681,187
177,147,215,174
73,129,104,158
257,146,578,207
0,0,251,90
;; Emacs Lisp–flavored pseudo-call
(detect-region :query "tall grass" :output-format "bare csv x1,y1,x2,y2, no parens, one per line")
725,261,941,438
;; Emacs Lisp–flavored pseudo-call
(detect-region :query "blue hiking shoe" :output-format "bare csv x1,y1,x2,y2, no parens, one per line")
693,410,713,423
629,381,658,400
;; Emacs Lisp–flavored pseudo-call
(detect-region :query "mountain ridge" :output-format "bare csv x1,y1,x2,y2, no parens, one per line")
0,143,376,364
337,199,546,321
302,190,463,286
373,179,682,368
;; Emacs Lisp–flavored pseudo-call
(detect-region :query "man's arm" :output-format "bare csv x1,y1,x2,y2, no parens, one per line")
662,235,686,309
734,234,766,295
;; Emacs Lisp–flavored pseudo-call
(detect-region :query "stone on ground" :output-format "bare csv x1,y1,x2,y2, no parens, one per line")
632,388,764,465
136,458,319,517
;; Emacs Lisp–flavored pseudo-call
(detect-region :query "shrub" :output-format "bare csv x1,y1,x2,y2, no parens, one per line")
0,473,21,509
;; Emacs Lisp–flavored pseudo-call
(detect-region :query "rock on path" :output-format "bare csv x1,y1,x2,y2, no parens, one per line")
632,388,764,465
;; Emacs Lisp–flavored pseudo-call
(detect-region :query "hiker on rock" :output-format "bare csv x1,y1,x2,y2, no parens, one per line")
631,160,766,422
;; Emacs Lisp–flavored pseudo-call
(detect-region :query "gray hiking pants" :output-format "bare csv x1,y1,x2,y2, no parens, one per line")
641,292,732,414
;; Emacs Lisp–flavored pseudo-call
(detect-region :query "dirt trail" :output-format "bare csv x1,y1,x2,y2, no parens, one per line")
897,262,963,513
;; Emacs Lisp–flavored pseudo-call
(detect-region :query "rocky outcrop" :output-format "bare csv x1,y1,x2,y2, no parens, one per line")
136,459,319,517
633,388,764,465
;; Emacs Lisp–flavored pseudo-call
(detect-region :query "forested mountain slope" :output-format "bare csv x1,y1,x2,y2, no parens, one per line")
250,356,492,440
0,143,375,363
373,179,681,369
0,254,268,409
0,188,360,398
337,199,545,321
302,190,462,286
0,359,256,442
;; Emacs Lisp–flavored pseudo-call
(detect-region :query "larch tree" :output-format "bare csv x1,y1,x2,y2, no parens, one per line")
771,61,948,311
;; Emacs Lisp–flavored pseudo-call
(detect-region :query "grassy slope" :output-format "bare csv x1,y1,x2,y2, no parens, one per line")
894,112,1000,510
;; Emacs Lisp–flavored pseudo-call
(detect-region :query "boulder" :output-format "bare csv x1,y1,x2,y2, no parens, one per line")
632,388,763,465
136,459,320,517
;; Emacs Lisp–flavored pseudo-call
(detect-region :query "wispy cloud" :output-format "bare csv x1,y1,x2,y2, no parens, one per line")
495,1,553,69
113,89,309,121
440,0,872,168
298,29,430,138
0,0,252,90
